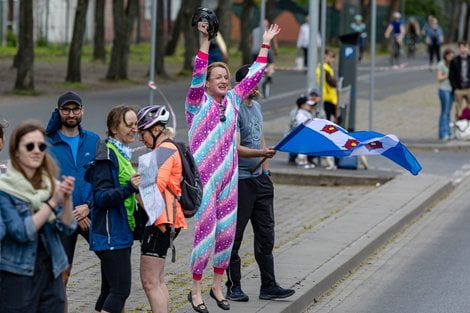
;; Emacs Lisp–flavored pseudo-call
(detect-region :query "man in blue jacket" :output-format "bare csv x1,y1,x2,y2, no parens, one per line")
46,91,99,311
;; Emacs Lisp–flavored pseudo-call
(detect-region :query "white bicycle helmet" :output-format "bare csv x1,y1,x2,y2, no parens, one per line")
137,105,170,130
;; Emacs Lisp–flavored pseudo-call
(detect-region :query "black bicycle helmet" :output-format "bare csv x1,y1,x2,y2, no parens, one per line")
137,105,170,130
192,7,219,40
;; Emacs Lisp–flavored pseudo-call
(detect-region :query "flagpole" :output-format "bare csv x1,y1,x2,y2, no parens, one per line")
249,157,267,173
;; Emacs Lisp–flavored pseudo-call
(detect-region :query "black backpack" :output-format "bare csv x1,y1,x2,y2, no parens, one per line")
164,139,203,218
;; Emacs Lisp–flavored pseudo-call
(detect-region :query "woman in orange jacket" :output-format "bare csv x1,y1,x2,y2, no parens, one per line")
137,105,187,313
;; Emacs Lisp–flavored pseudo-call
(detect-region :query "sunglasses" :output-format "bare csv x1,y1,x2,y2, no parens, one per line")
24,142,48,152
60,107,82,115
219,104,226,122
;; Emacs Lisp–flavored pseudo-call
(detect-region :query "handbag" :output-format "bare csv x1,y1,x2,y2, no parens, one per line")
454,119,470,140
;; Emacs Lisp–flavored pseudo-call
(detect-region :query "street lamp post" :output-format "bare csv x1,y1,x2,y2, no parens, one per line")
369,0,376,130
148,0,157,106
306,0,320,92
319,0,327,110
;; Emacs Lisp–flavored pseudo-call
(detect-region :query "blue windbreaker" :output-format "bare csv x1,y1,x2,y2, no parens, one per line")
46,109,99,209
84,140,136,251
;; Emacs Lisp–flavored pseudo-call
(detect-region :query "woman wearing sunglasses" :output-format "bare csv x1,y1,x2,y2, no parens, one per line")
185,19,280,312
0,120,76,313
85,105,141,313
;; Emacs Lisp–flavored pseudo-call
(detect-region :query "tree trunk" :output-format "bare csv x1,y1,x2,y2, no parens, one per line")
360,0,369,31
240,0,254,65
266,0,277,23
66,0,90,82
155,0,168,77
14,0,34,90
182,0,201,72
165,4,183,56
93,0,106,61
106,0,138,80
216,0,232,49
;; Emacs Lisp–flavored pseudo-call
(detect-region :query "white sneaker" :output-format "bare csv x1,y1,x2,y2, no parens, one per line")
297,163,315,169
325,164,337,170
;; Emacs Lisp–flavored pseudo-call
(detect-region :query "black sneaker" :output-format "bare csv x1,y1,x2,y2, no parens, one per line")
259,283,295,300
226,285,249,302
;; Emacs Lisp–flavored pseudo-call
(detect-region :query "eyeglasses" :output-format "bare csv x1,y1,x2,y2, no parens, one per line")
24,142,48,152
219,104,226,122
60,107,82,115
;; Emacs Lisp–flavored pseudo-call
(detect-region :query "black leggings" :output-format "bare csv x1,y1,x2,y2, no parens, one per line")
95,248,131,313
429,43,441,65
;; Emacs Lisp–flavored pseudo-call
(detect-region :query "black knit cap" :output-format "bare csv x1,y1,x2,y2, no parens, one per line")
57,91,82,108
235,64,251,82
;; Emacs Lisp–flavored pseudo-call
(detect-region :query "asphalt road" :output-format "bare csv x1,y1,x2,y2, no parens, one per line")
0,53,445,162
304,175,470,313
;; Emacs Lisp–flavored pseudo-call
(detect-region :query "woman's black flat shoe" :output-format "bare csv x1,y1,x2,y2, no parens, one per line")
188,292,209,313
210,289,230,310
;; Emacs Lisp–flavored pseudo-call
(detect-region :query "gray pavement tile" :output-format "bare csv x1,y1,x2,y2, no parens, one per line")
67,184,372,313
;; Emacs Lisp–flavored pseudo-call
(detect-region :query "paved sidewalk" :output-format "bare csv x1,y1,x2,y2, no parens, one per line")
67,81,465,313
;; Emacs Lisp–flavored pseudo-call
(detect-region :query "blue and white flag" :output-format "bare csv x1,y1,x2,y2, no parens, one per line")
275,119,422,175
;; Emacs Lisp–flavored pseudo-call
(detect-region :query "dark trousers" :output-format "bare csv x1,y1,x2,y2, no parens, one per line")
226,174,276,289
429,43,441,65
0,245,65,313
60,226,90,265
95,248,131,313
324,101,336,121
302,47,308,67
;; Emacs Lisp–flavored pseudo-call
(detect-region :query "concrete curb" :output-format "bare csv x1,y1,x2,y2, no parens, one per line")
275,174,454,313
271,169,392,186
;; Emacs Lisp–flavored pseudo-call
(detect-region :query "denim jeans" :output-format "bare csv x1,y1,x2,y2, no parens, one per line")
438,89,454,139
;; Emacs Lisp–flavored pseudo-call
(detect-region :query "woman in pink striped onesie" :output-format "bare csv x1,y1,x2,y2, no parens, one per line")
185,21,280,312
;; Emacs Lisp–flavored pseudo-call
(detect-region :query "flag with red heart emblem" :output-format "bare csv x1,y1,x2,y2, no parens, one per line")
274,119,422,175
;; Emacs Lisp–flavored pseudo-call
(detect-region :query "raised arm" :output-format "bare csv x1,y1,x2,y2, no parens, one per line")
185,22,210,128
234,24,281,100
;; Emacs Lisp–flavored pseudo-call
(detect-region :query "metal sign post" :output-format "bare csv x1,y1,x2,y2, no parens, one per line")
148,0,157,106
306,0,319,92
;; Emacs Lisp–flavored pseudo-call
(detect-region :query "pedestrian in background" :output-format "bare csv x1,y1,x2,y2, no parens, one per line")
85,105,141,313
294,96,316,168
225,64,294,302
0,121,76,313
137,105,187,313
436,48,455,141
0,121,9,174
0,121,6,240
449,41,470,120
405,17,420,59
384,12,405,67
209,32,228,64
349,15,366,61
316,49,339,123
424,17,443,69
297,15,322,70
185,19,280,313
45,91,99,312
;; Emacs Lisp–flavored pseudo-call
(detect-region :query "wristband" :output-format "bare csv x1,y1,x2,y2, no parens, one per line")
43,200,56,213
261,44,270,49
263,170,271,176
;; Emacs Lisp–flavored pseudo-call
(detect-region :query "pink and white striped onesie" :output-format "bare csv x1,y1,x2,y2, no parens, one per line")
185,51,266,279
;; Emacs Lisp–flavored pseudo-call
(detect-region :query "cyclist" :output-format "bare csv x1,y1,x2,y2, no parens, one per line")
384,12,405,68
405,17,420,59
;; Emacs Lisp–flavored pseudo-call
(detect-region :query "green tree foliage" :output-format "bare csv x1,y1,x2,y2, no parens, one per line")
405,0,445,25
